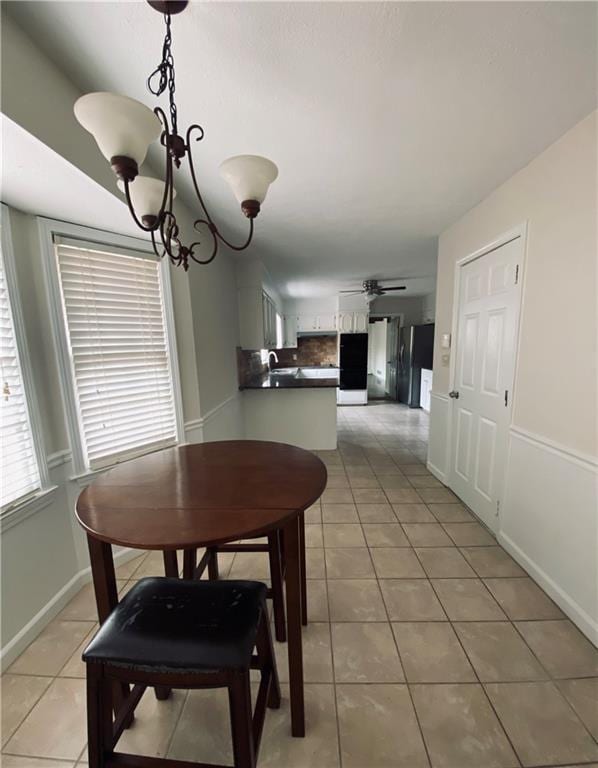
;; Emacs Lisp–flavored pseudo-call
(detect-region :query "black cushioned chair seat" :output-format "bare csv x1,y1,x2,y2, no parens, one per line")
83,577,268,673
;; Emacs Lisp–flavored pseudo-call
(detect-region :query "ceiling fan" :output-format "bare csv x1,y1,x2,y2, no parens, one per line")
340,279,407,300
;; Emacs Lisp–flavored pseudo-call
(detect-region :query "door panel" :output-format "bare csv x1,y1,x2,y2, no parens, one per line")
449,236,522,531
385,318,399,399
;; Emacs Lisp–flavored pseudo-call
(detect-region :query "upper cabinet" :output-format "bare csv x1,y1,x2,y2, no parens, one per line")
296,314,337,333
338,311,368,333
238,286,280,349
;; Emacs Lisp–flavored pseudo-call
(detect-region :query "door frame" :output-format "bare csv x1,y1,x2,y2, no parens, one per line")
445,222,528,532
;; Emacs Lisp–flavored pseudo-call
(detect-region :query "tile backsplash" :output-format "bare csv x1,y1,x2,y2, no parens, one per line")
273,334,338,367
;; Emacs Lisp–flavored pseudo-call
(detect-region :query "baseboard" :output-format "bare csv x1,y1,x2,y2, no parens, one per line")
426,460,447,484
0,548,142,671
498,530,598,646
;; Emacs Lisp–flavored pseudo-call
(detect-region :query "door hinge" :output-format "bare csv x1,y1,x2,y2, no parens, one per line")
496,499,500,516
504,390,509,407
515,264,519,285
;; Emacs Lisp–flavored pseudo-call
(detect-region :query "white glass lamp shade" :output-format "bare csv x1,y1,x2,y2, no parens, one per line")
117,176,174,219
74,92,161,165
219,155,278,204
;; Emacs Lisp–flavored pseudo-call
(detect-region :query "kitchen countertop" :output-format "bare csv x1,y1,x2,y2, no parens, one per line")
240,374,339,390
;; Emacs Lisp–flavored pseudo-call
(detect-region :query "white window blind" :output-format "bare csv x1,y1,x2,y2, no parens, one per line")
54,240,178,470
0,240,41,509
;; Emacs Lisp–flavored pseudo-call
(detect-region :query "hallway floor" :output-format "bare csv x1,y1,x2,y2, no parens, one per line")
2,402,597,767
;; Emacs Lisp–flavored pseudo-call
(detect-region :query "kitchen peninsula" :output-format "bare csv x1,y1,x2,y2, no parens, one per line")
238,352,339,449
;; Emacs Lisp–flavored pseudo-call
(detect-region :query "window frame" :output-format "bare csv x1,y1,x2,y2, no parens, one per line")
1,205,53,521
39,218,184,479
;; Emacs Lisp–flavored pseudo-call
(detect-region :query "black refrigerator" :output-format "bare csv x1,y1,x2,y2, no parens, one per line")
339,333,368,390
397,323,434,407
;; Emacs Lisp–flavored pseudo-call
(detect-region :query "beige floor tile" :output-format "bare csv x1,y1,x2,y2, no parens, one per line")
403,523,454,547
415,547,476,578
380,579,446,621
321,488,354,504
384,488,423,504
228,551,271,580
325,548,375,579
327,579,387,621
167,687,232,765
332,623,404,682
1,674,52,747
336,684,428,767
304,505,322,524
322,503,359,523
442,522,495,546
356,503,397,523
131,549,169,578
5,678,87,760
305,548,326,578
374,466,406,476
401,465,430,476
304,523,324,548
392,504,436,523
412,683,517,768
515,620,598,678
362,523,410,547
392,622,476,682
347,475,381,489
325,475,350,488
115,552,147,579
370,548,426,578
427,503,475,523
454,621,548,682
258,684,340,767
432,579,506,621
118,688,186,757
417,488,459,504
306,580,329,621
323,523,365,548
57,581,122,622
486,681,598,767
379,475,413,489
1,758,75,768
58,625,97,678
557,678,598,740
8,620,94,677
351,488,388,504
484,577,564,620
460,546,526,577
407,475,443,489
273,623,333,683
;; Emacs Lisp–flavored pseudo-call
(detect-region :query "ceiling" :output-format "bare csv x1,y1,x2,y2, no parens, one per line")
6,1,597,298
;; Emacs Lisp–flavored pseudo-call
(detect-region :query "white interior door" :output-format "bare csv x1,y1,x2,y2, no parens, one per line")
449,236,523,531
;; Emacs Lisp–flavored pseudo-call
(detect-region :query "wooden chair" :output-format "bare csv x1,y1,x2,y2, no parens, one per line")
84,576,280,768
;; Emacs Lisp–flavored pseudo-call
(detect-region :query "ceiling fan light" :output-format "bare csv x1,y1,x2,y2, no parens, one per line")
117,176,174,219
74,92,161,167
219,154,278,206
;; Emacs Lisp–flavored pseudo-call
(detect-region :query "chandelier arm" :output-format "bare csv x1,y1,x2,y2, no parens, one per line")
187,220,219,265
213,218,254,251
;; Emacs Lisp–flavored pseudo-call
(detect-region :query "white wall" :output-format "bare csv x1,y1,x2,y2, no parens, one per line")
370,294,425,323
428,111,598,642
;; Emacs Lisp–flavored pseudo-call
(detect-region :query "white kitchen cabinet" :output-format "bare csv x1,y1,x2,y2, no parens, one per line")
296,314,318,332
262,291,277,348
238,287,278,349
283,315,298,348
338,311,368,334
317,313,337,331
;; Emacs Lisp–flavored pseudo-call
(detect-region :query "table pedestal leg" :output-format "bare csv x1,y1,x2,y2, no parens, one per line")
283,517,305,737
299,511,308,627
87,537,133,728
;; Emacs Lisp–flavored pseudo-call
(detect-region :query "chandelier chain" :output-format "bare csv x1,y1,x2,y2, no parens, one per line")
147,12,178,136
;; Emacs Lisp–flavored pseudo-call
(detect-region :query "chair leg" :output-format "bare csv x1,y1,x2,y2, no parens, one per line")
299,511,308,627
256,609,281,710
268,531,286,642
87,664,112,768
207,547,219,580
183,549,196,579
228,671,256,768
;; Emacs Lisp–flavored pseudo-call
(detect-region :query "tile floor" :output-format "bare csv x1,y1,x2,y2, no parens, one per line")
2,402,598,767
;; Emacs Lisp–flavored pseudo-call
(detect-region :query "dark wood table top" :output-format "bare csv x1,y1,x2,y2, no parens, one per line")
76,440,327,550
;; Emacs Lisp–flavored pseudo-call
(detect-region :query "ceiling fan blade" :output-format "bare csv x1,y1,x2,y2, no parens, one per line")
339,290,364,294
380,286,407,291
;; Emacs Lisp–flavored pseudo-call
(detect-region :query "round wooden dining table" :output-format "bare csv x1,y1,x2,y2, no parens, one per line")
76,440,327,738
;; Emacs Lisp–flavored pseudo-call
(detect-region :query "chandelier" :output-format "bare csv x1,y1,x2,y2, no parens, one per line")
73,0,278,270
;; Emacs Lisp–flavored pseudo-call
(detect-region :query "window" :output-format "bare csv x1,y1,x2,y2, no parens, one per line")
1,206,48,512
42,222,183,474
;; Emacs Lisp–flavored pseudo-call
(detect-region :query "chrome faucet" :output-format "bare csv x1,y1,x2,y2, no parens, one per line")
267,350,279,368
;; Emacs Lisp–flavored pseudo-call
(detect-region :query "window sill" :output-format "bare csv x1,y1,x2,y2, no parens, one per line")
0,485,59,533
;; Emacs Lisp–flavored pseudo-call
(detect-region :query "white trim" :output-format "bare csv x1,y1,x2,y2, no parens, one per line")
46,449,72,470
498,530,598,646
184,393,240,433
444,222,528,527
1,205,52,504
38,216,184,475
0,547,142,671
0,486,59,533
509,424,598,470
427,392,450,482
